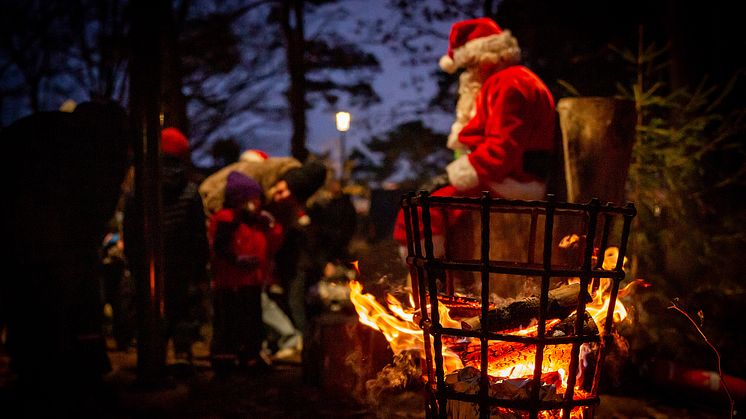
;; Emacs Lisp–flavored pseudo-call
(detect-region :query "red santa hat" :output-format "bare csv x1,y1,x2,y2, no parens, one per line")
240,149,269,162
161,127,190,159
439,17,519,74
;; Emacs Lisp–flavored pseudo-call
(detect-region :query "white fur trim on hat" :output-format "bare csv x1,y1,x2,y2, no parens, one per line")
446,155,479,191
450,30,521,72
240,149,269,162
439,55,458,74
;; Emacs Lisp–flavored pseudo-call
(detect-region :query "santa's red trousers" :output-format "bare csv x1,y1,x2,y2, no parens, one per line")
392,185,475,254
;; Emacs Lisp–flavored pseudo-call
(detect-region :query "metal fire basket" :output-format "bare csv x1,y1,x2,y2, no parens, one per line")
401,191,636,419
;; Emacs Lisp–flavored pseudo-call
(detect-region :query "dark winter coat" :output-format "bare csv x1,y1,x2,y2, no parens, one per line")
2,103,130,414
124,155,210,301
161,155,210,290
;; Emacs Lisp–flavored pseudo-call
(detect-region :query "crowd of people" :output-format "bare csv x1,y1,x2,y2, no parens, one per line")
1,14,556,417
118,127,357,374
0,101,358,414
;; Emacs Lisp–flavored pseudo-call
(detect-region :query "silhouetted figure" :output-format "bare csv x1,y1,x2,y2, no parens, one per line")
2,101,130,416
124,128,210,365
306,178,357,265
99,215,135,350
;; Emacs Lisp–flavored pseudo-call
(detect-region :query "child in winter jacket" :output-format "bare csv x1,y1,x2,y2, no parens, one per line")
208,171,283,372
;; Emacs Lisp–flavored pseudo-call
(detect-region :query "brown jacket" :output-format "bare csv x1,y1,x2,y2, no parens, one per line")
198,157,301,216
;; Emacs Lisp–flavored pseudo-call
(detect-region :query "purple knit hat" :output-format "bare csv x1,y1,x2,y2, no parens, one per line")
224,171,263,208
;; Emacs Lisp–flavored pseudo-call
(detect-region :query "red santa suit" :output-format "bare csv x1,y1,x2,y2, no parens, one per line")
394,17,556,256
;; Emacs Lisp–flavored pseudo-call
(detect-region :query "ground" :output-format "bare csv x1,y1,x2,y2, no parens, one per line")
0,239,734,418
1,340,727,418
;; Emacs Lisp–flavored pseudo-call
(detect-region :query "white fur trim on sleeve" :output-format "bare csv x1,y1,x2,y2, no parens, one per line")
446,155,479,191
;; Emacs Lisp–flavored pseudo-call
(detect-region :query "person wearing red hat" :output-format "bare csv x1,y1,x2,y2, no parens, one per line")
239,149,270,163
123,127,210,367
393,17,557,258
161,127,191,160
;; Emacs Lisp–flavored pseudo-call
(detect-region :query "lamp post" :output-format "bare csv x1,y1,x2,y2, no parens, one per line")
335,111,351,183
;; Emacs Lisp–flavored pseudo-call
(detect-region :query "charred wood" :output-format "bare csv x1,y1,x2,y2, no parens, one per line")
461,283,591,331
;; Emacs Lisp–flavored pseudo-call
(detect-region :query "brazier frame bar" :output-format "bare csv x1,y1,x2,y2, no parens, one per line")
401,191,636,419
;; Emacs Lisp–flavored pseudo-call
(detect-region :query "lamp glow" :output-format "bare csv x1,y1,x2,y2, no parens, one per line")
335,111,351,132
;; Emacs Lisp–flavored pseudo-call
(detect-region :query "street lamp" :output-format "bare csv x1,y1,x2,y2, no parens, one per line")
335,111,351,183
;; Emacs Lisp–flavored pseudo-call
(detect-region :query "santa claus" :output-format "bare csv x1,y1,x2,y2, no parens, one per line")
394,17,557,257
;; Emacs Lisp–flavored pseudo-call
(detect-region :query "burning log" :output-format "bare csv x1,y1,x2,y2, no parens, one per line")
445,366,564,418
461,283,590,331
411,294,493,325
548,311,599,337
436,294,495,319
442,314,599,419
457,312,598,376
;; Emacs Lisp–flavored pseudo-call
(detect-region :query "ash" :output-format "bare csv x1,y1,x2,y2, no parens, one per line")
365,350,425,418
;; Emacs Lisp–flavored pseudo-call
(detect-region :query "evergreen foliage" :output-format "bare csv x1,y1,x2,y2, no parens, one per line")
613,31,746,292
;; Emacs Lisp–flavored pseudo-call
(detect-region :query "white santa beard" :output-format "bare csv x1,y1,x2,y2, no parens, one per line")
447,69,483,150
446,30,521,150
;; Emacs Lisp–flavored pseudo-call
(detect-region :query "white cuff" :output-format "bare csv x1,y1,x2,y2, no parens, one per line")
446,155,479,191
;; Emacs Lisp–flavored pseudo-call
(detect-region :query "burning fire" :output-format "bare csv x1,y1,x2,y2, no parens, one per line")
348,280,465,372
349,246,643,403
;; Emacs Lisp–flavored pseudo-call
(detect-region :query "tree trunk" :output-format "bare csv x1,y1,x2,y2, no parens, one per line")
129,0,167,385
281,0,309,161
557,97,636,205
160,0,188,133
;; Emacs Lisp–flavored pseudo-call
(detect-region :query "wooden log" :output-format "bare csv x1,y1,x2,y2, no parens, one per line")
457,312,598,374
461,283,591,331
556,97,636,205
547,311,599,337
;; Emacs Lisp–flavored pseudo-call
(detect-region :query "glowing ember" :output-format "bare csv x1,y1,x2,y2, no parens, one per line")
350,248,639,414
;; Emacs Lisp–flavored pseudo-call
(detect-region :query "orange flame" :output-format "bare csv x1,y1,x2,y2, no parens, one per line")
580,247,644,328
348,279,464,372
350,249,638,408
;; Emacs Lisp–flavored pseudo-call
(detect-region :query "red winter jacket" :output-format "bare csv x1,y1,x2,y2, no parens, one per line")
394,65,556,248
447,65,556,193
208,208,283,289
